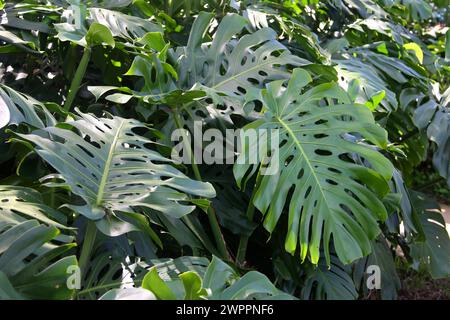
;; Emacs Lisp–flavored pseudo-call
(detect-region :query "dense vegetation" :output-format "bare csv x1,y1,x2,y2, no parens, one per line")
0,0,449,300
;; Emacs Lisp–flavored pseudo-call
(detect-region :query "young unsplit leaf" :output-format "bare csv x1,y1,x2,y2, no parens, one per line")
234,68,394,265
85,22,115,48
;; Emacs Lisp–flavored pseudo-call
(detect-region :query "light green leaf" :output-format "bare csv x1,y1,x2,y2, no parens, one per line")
179,271,208,300
142,267,176,300
365,90,386,111
403,42,423,64
85,22,115,48
139,32,166,51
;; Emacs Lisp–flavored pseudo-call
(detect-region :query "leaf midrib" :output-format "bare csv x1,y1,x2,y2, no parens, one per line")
276,116,332,214
96,119,125,206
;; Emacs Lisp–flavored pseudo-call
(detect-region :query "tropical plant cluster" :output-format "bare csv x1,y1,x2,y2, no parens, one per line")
0,0,449,300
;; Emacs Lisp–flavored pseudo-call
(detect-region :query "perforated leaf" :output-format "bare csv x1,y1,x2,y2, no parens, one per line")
0,85,56,129
177,12,310,98
234,69,394,265
0,186,68,229
17,112,215,235
89,8,162,39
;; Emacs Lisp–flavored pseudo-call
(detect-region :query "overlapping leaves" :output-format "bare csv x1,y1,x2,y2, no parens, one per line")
0,186,77,300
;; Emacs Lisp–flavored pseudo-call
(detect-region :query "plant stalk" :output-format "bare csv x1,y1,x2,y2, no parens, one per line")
173,111,229,260
236,192,257,266
64,47,91,112
236,171,263,266
78,220,97,276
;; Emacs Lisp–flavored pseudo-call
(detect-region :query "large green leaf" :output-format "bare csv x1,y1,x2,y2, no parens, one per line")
234,68,394,265
0,186,77,300
55,3,161,47
329,0,388,18
177,12,310,97
17,112,215,236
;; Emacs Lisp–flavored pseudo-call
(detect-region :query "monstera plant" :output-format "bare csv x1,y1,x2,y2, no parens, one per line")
0,0,449,300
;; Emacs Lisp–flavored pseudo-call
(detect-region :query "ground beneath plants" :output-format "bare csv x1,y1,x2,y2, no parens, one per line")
398,273,450,300
398,203,450,300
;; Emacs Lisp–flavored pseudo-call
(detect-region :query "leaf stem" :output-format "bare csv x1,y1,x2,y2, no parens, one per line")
64,46,91,112
235,200,256,266
78,220,97,276
173,111,229,260
235,172,262,266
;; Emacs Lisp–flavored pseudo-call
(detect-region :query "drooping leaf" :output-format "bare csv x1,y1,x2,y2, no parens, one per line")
400,0,433,21
414,95,450,186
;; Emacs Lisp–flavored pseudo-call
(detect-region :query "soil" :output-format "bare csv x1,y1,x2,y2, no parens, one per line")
398,272,450,300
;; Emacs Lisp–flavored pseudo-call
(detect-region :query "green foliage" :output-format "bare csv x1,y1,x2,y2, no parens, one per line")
102,256,295,300
0,0,448,300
